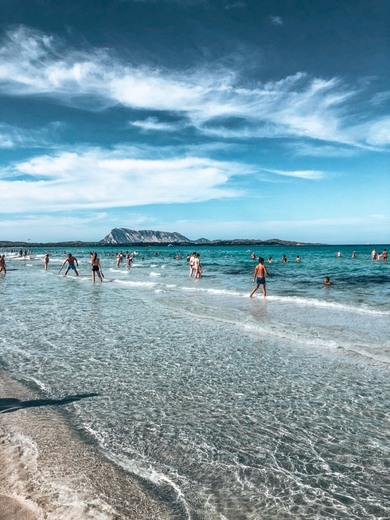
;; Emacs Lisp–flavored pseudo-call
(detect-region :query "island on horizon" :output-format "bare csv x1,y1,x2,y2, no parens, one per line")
0,228,323,248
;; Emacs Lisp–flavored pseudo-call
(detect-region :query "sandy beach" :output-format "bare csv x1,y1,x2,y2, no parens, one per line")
0,373,176,520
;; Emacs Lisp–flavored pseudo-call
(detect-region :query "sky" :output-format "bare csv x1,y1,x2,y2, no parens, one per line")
0,0,389,244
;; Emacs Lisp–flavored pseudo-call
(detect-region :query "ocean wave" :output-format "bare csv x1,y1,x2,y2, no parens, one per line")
182,286,240,297
268,295,390,316
114,280,157,288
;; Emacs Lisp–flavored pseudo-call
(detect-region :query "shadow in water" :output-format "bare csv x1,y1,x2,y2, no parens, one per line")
0,393,99,414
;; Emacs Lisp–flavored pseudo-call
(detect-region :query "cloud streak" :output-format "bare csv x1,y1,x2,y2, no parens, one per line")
262,168,325,180
0,147,248,213
0,27,388,149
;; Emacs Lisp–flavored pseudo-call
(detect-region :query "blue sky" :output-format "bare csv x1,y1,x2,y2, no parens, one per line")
0,0,389,244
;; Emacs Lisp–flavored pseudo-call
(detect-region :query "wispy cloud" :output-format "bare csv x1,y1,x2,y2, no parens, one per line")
289,142,358,158
0,122,65,149
224,2,246,10
262,168,325,180
130,117,185,132
0,147,248,213
0,26,387,149
270,16,283,26
363,117,390,146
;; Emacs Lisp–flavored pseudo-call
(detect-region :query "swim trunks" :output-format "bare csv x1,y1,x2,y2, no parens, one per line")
69,264,76,270
256,277,265,285
92,265,99,272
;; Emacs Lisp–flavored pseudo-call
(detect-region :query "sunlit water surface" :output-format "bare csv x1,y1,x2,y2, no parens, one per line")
0,245,389,519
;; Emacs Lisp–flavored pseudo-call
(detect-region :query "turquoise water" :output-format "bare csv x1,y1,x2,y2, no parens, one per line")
0,244,389,519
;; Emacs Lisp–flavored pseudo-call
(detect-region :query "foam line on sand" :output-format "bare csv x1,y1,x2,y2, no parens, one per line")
0,372,176,520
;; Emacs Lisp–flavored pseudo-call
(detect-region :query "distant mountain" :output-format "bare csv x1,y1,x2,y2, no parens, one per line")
0,231,320,248
193,238,211,244
98,229,318,246
100,228,191,245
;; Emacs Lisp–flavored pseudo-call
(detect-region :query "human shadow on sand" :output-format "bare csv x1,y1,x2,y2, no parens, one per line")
0,393,99,414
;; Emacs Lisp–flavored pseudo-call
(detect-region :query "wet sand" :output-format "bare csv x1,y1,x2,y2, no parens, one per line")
0,373,176,520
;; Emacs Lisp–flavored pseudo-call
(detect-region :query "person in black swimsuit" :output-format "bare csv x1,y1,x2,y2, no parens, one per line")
91,252,103,283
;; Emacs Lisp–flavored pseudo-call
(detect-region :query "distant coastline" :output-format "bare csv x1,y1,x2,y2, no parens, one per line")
0,227,324,248
0,239,323,248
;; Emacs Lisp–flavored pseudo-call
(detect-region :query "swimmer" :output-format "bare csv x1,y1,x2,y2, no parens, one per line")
323,276,332,286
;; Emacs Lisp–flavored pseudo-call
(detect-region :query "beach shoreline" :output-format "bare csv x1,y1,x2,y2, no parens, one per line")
0,372,177,520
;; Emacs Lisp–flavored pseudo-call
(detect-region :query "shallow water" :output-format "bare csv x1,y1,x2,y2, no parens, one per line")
0,245,389,519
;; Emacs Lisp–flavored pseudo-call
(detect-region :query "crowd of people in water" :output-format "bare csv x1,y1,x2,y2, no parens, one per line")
0,247,388,298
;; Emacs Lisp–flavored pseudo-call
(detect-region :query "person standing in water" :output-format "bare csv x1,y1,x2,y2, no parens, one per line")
91,252,103,283
249,257,271,298
44,253,49,270
62,253,79,276
188,252,197,277
0,254,6,274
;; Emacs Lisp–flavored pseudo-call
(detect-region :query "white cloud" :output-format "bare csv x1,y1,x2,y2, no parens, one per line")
289,142,358,158
370,90,390,106
0,147,247,213
270,16,283,26
0,27,386,149
0,133,14,148
262,168,325,180
130,117,184,132
365,117,390,146
0,122,65,149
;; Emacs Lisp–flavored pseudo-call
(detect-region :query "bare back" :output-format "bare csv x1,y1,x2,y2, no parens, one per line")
254,263,266,277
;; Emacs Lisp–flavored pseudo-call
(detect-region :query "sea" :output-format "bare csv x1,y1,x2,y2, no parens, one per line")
0,244,389,519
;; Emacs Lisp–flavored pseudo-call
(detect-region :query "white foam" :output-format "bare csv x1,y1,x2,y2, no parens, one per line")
114,279,156,288
0,431,115,520
267,295,390,316
182,286,239,297
149,271,162,277
107,453,192,520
